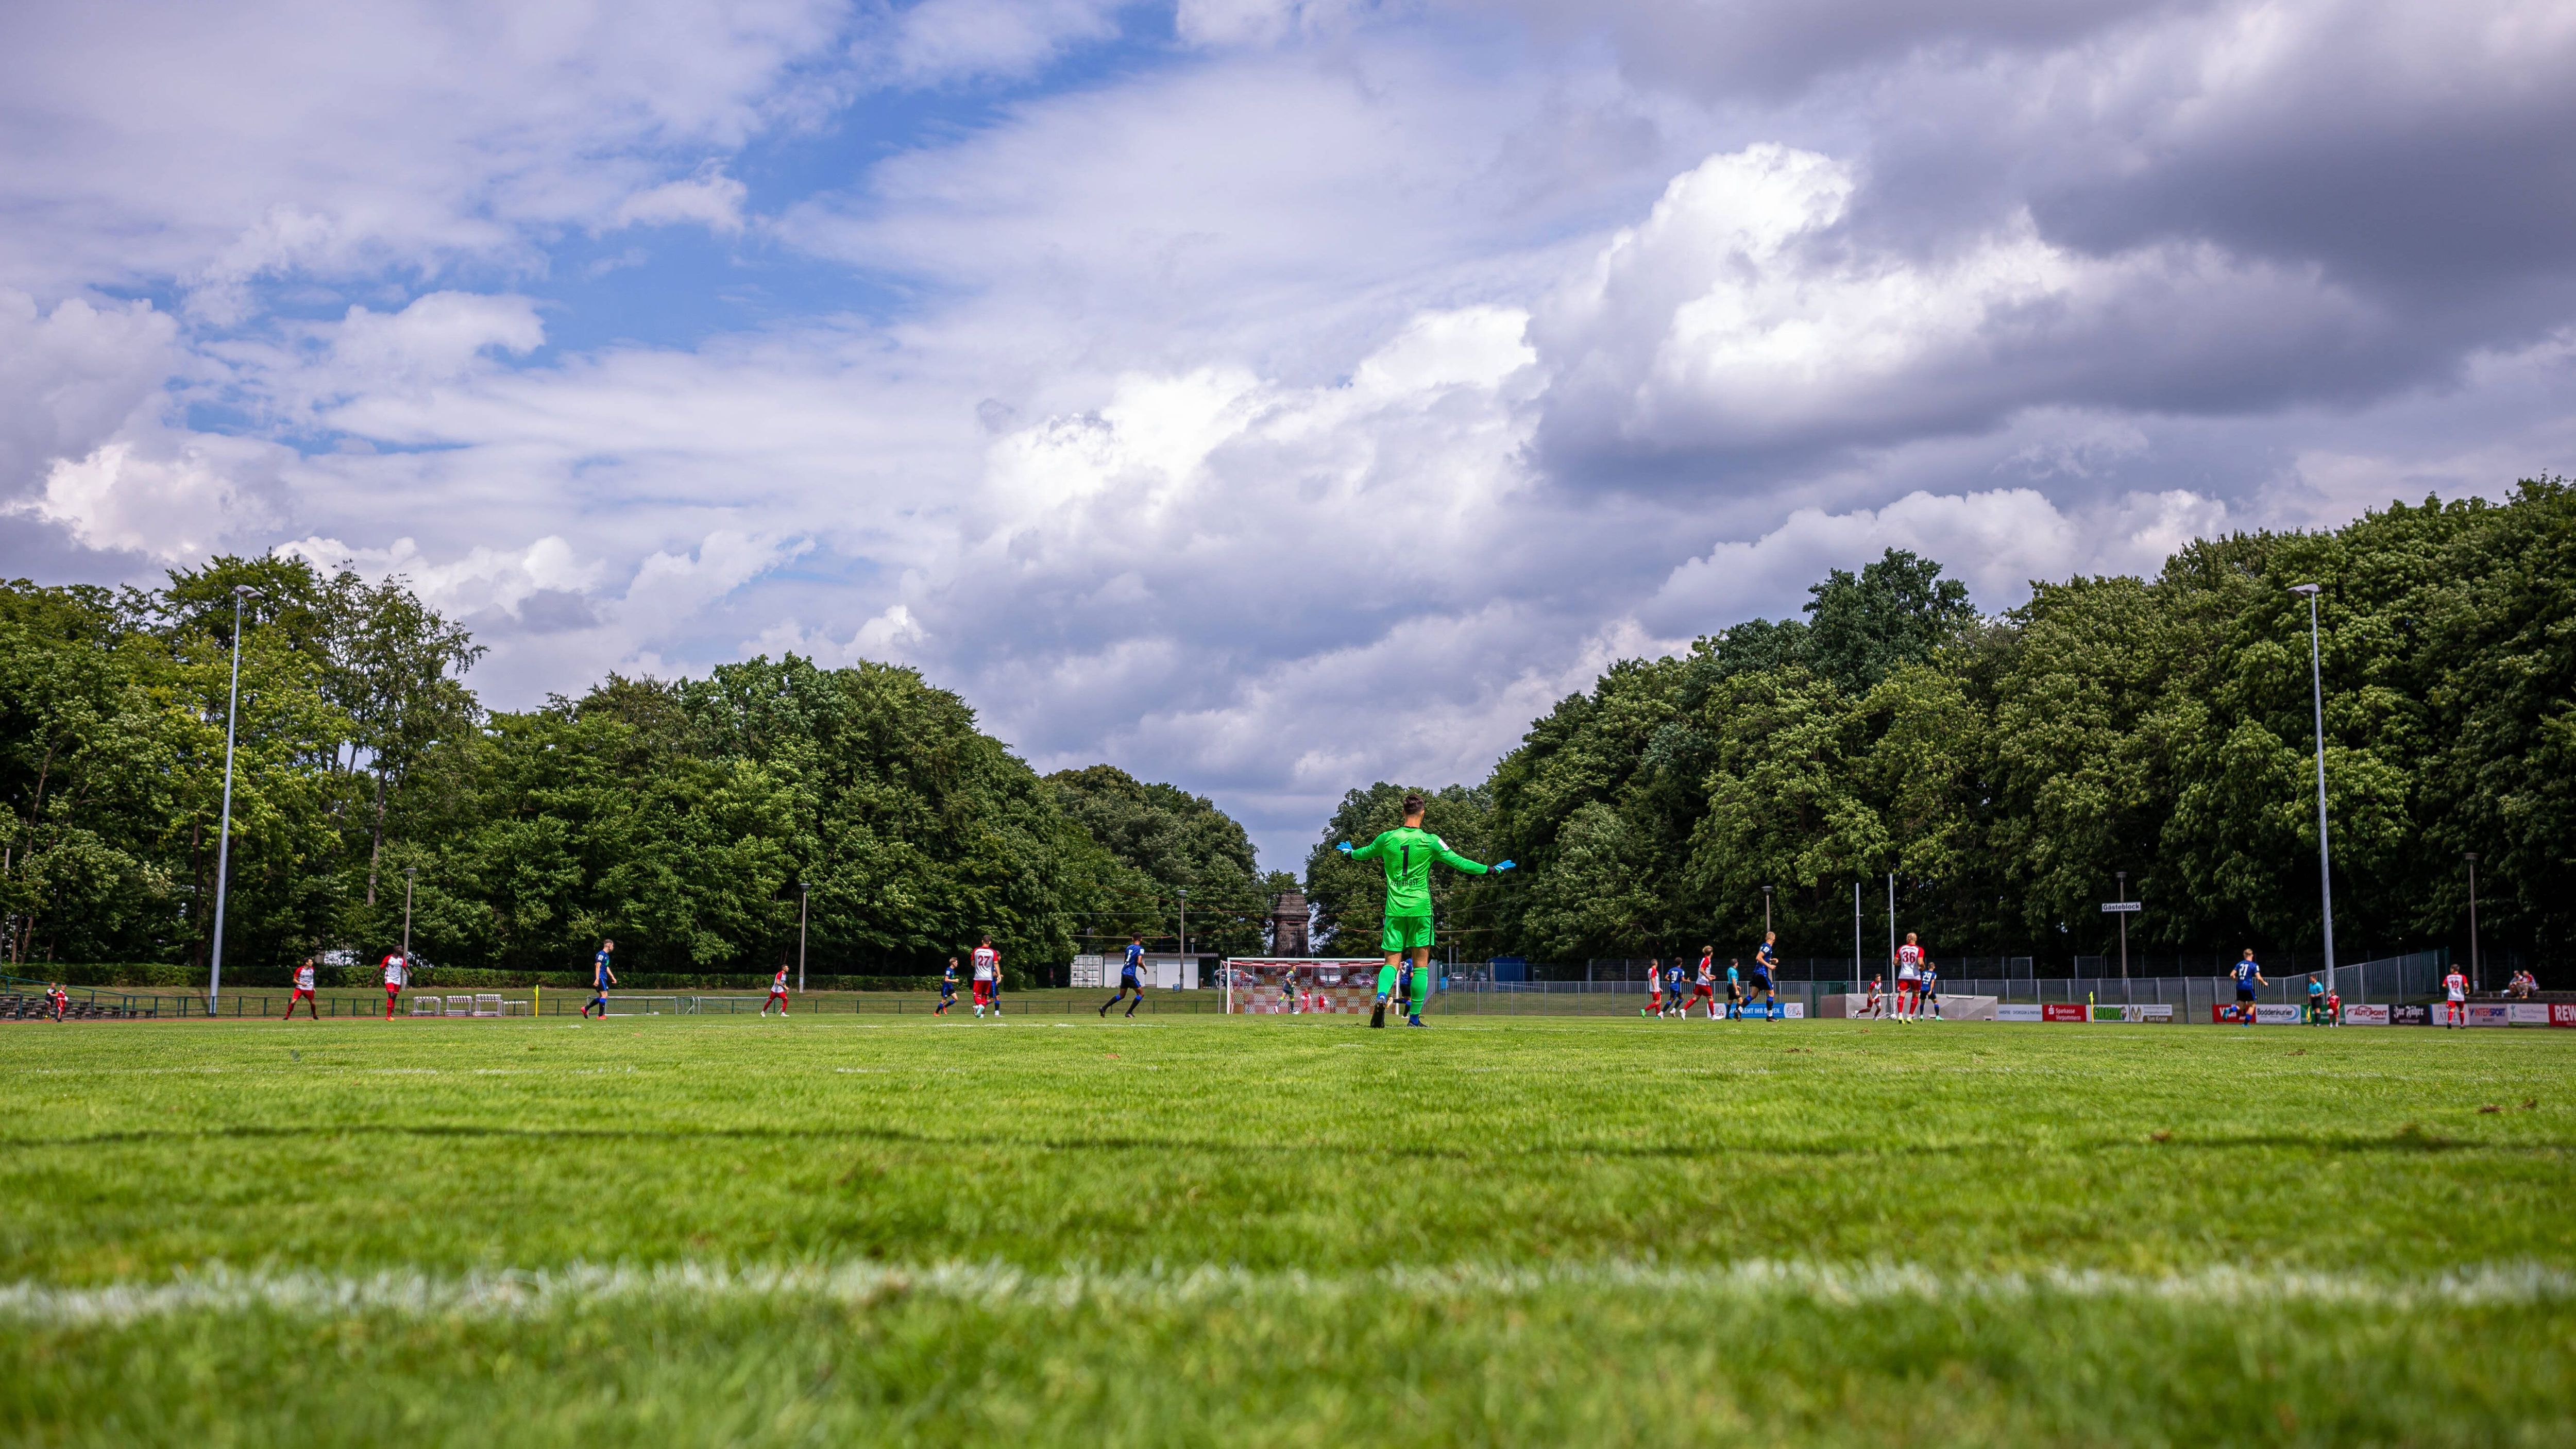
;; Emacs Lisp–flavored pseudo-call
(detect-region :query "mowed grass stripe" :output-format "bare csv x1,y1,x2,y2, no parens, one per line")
3,1016,2570,1284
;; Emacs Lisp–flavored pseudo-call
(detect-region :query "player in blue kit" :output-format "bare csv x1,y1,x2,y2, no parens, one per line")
935,957,960,1015
580,940,615,1018
2230,950,2266,1025
1752,932,1780,1020
1101,935,1147,1017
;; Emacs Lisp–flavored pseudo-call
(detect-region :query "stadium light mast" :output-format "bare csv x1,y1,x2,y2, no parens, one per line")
1178,887,1188,977
206,584,252,1014
2463,853,2480,993
401,866,416,961
2291,583,2337,998
2115,871,2128,983
1761,884,1773,937
1886,873,1895,978
1853,881,1862,993
798,881,809,994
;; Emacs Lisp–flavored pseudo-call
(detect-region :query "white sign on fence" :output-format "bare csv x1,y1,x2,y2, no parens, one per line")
1995,1003,2045,1022
2099,901,2142,913
2341,1003,2391,1026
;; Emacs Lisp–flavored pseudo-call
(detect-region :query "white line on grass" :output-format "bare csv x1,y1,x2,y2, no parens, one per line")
2,1260,2568,1327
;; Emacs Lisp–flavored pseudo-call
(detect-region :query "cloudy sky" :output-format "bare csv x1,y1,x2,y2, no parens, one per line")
4,1,2572,867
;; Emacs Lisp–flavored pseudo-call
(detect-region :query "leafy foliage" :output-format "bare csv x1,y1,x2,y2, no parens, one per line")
3,565,1267,986
1335,490,2576,969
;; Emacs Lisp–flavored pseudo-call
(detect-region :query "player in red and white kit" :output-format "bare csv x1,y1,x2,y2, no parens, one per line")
289,956,320,1020
46,983,69,1021
2443,966,2469,1028
1689,948,1720,1020
1866,974,1886,1020
381,952,409,1019
972,936,1002,1018
761,962,791,1017
1641,961,1666,1019
1895,934,1926,1022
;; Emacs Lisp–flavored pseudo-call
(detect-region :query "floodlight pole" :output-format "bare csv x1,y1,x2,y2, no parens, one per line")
2463,853,2480,994
1761,885,1773,938
798,882,809,994
2115,871,2128,983
206,585,252,1014
2292,584,2337,998
401,866,416,959
1885,873,1895,976
1178,887,1187,983
1853,880,1862,992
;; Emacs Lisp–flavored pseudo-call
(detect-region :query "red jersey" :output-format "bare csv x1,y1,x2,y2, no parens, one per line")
771,967,790,994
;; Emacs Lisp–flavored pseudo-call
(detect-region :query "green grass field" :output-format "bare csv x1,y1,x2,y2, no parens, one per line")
3,1013,2571,1446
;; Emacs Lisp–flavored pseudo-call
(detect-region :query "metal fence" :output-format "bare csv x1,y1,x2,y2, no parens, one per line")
1430,951,2448,1017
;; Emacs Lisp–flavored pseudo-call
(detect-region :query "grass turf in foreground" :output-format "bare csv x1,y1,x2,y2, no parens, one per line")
2,1015,2571,1444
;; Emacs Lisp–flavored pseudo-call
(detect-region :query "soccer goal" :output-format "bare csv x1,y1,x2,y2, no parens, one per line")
1221,959,1395,1015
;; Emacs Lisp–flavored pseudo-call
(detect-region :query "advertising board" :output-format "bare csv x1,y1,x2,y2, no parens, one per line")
2340,1003,2391,1026
2391,1003,2431,1026
2042,1003,2088,1022
2208,1003,2305,1024
2123,1004,2174,1022
2552,1003,2576,1028
1995,1003,2044,1022
2505,1003,2550,1026
2467,1003,2511,1028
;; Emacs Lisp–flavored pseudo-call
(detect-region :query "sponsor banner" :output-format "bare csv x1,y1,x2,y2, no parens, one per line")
2467,1003,2511,1028
2505,1003,2550,1026
2341,1003,2391,1026
1996,1004,2044,1022
2391,1003,2431,1026
2124,1004,2174,1022
2209,1003,2305,1024
1782,1002,1806,1019
2087,1005,2122,1022
2552,1003,2576,1029
2042,1004,2088,1023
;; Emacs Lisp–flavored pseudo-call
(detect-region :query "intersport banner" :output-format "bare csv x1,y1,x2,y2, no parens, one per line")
2341,1003,2391,1026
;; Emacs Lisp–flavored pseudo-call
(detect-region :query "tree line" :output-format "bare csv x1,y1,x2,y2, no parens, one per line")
1303,481,2574,976
1,556,1281,986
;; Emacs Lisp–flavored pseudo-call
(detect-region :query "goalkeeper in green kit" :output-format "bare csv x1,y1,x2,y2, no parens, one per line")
1338,792,1513,1028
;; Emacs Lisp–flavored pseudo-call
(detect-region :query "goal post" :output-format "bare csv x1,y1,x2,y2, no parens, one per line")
1221,958,1400,1015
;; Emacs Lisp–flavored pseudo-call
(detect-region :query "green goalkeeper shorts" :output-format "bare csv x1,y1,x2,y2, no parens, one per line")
1380,915,1434,952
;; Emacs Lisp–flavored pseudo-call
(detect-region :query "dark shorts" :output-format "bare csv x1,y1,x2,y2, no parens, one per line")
1121,972,1141,989
940,983,956,998
2236,986,2258,1002
1752,974,1773,992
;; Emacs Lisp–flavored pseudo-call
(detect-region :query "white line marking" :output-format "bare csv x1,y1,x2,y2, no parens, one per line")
1,1261,2565,1326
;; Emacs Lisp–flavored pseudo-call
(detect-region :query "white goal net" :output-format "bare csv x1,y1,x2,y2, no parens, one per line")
1220,958,1399,1015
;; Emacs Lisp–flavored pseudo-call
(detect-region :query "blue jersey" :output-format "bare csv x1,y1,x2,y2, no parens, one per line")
593,951,613,988
1755,943,1777,973
1123,944,1143,980
2233,961,2261,987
